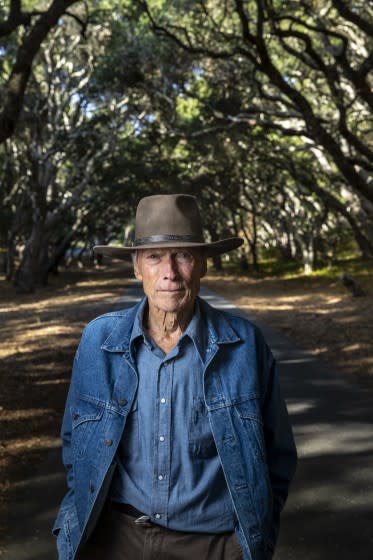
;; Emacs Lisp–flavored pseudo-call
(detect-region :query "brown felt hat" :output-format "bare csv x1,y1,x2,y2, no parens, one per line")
93,194,243,260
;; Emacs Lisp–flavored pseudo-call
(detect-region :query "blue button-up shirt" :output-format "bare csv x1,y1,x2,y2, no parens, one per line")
109,298,235,533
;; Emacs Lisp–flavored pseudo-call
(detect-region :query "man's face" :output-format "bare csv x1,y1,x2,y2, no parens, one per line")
133,247,207,315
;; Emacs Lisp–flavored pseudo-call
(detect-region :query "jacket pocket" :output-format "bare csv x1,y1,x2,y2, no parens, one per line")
188,396,217,458
70,395,105,458
235,397,266,462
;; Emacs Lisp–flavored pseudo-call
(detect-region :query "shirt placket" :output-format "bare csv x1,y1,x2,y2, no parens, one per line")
151,358,173,525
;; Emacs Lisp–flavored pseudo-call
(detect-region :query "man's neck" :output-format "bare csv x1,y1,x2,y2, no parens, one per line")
144,303,195,354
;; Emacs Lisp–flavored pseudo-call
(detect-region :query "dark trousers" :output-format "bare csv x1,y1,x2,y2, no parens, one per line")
78,503,243,560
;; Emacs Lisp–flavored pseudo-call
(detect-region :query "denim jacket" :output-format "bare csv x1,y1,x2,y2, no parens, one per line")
53,297,297,560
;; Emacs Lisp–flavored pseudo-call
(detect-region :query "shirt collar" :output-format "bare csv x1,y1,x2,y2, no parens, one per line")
182,299,206,362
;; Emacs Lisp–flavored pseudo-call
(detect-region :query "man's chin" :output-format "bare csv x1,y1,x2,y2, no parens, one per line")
151,294,193,313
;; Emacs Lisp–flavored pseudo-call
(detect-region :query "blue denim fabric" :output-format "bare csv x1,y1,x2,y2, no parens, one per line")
109,298,235,532
53,297,297,560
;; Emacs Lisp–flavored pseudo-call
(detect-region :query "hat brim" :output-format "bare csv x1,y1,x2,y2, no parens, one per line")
93,237,243,261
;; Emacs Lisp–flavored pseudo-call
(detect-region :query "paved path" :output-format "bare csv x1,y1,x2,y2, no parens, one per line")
3,282,373,559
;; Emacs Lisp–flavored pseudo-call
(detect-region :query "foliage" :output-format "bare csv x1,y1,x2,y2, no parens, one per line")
134,0,373,265
1,0,373,292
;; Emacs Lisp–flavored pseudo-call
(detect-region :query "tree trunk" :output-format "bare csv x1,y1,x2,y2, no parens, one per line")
300,234,315,275
277,224,297,262
47,229,80,275
14,220,44,293
212,254,223,271
248,240,259,272
239,251,249,272
38,239,50,286
249,212,259,272
5,240,16,281
238,211,259,272
207,225,223,271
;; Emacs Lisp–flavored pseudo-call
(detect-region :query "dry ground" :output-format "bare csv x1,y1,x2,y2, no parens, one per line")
203,269,373,384
0,261,372,543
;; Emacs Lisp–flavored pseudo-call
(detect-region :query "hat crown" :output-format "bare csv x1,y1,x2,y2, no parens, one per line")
135,194,204,243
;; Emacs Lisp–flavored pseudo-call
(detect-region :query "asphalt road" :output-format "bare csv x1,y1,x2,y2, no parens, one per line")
2,282,373,559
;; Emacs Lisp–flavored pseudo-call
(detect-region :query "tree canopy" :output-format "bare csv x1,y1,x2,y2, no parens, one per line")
1,0,372,291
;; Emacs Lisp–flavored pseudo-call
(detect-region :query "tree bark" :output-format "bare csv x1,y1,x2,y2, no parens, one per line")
14,217,45,293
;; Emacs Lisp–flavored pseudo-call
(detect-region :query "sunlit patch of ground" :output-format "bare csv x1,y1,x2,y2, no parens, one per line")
203,270,373,381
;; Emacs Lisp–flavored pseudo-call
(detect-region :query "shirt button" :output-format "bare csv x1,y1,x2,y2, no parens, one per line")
155,513,161,519
158,475,164,481
104,439,113,446
160,398,166,404
159,436,165,442
118,399,127,407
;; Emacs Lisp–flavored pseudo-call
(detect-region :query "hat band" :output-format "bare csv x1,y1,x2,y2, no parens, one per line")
133,234,203,247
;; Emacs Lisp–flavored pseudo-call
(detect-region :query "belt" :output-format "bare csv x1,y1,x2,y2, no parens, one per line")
110,501,153,527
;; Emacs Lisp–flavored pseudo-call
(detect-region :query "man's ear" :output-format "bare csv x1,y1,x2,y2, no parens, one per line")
133,253,143,281
134,266,142,281
134,263,142,281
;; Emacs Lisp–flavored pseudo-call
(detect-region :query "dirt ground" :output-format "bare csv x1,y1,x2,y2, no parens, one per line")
203,269,373,384
0,261,372,542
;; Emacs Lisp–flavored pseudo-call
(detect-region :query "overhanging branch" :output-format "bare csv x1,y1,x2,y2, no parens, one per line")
0,0,80,144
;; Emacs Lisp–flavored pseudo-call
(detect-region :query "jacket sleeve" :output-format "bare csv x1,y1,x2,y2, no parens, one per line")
261,352,297,551
52,344,82,537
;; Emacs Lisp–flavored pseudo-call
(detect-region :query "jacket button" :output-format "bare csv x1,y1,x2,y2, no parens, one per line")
73,413,80,420
89,484,95,493
118,399,128,407
104,439,113,446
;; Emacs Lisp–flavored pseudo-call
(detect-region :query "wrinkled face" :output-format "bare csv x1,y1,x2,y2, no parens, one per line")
133,247,207,315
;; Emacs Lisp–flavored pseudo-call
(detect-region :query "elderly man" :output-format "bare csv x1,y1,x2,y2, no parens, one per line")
53,194,297,560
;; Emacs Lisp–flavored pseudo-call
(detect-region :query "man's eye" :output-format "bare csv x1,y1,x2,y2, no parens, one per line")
176,252,193,262
147,254,159,260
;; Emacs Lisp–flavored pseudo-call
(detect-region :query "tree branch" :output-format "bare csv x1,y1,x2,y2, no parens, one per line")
65,9,88,37
0,0,80,144
138,0,241,60
331,0,373,38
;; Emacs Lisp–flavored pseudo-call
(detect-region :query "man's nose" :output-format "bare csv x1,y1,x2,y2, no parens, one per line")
162,255,179,279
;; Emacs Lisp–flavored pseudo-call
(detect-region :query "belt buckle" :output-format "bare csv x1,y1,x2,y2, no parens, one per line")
134,515,153,527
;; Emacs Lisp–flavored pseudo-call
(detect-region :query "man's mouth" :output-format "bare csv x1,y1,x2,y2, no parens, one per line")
157,288,185,293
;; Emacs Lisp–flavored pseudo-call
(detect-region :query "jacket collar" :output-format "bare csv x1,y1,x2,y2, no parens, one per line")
101,295,241,359
198,296,241,346
101,300,142,353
